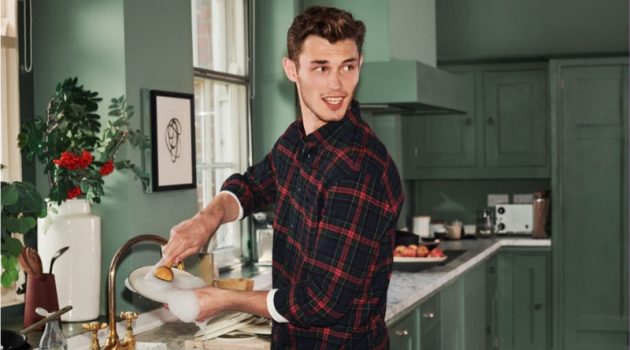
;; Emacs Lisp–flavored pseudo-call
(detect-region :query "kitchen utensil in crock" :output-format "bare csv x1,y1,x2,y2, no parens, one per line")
48,246,69,274
23,274,60,329
18,247,43,278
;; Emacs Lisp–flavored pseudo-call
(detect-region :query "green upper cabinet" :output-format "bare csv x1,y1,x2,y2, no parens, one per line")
401,63,549,179
402,70,476,177
483,68,548,169
551,57,629,350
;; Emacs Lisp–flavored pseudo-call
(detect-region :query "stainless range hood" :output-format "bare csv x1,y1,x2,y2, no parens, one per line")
355,60,467,115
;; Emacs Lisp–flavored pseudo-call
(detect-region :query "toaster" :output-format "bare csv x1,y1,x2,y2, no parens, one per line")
495,204,533,234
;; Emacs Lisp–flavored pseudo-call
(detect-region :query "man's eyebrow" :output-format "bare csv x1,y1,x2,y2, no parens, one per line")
309,57,358,65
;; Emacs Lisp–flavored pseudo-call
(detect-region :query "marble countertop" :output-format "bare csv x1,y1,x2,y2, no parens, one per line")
384,237,551,324
64,236,550,349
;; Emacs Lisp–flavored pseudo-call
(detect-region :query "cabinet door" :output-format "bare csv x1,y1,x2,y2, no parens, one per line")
389,309,418,350
441,279,464,350
553,58,629,350
485,255,499,350
401,70,476,179
483,68,548,169
463,263,487,350
420,293,441,350
497,249,551,350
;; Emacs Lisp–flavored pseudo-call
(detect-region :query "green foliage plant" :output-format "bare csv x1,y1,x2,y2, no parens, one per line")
0,181,47,288
18,77,150,205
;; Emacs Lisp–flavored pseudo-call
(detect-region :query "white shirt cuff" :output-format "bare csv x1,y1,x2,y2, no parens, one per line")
218,190,244,221
267,289,289,323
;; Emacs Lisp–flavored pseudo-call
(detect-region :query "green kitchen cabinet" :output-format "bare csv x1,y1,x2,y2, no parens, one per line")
440,279,464,350
389,308,419,350
486,255,500,349
402,63,549,179
495,248,551,350
420,293,441,350
462,262,487,349
401,70,477,178
551,57,629,350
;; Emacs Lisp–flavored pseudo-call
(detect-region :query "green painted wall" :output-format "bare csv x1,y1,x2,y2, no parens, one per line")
412,179,549,226
251,1,299,162
302,0,436,66
436,0,629,61
32,0,198,315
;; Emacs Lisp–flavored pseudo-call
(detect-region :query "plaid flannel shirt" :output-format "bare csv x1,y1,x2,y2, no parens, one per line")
222,101,404,349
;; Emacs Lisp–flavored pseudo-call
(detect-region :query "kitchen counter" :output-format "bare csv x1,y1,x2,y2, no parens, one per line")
65,237,550,349
385,237,550,324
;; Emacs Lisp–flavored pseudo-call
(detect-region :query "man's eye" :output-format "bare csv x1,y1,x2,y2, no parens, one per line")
314,66,328,72
342,65,356,72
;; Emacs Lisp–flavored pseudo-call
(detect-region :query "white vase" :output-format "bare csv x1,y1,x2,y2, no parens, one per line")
37,199,101,322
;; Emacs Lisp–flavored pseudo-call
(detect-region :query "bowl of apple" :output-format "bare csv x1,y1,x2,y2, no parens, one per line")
392,241,447,272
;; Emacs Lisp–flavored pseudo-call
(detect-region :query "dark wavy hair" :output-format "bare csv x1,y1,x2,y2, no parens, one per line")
287,6,366,63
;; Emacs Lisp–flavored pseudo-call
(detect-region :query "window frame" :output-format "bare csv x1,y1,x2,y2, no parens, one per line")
192,0,253,269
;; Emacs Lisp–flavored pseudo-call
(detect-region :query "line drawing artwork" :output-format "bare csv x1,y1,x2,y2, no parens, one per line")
149,90,196,191
164,117,182,163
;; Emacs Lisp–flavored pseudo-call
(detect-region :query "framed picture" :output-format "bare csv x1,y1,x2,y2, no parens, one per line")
149,90,196,192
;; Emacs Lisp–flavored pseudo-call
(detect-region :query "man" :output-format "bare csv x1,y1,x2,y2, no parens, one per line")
162,6,404,348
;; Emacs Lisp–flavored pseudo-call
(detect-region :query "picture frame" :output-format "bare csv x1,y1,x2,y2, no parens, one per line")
149,90,196,192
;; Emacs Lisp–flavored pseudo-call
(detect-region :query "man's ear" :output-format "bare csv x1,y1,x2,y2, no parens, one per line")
359,54,364,70
282,57,298,83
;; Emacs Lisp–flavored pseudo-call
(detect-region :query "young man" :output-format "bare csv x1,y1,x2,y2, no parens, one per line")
162,6,404,348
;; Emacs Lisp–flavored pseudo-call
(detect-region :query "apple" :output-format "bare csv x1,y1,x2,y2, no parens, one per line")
428,247,446,258
394,245,406,255
402,246,417,257
416,245,430,257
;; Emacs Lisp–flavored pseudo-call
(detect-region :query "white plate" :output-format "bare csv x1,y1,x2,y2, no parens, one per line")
393,256,447,263
127,266,207,303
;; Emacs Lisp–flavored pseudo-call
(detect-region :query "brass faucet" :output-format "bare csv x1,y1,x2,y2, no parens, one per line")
83,234,168,350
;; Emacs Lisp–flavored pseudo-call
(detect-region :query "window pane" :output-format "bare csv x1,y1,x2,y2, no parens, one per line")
194,78,248,165
192,0,247,75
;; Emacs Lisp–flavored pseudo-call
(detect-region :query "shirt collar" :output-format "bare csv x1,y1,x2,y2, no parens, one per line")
300,100,361,149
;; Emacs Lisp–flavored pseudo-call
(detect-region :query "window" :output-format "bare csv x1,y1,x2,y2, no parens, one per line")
192,0,250,268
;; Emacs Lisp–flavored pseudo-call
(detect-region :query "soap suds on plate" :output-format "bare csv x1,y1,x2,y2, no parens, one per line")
166,290,200,323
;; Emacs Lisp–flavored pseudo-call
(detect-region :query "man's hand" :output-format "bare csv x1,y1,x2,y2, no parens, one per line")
162,192,241,264
194,287,273,321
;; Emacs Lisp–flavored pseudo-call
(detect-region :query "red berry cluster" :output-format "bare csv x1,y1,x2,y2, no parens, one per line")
66,186,82,199
52,150,116,199
99,160,114,176
53,150,94,170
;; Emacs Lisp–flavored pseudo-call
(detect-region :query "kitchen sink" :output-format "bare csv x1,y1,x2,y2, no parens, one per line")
439,249,468,265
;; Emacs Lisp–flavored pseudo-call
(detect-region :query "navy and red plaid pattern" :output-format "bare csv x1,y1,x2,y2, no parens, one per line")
222,101,404,349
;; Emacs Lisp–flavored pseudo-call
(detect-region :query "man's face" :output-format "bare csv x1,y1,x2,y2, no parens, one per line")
283,35,363,133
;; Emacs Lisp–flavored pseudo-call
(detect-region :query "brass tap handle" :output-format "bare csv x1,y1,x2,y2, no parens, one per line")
82,322,107,350
120,311,138,348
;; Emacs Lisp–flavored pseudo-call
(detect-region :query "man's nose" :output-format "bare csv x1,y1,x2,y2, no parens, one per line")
327,71,342,90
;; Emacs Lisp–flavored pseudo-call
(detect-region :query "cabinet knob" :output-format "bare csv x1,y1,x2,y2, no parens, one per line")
422,312,435,319
487,117,495,125
395,329,409,336
533,303,542,310
465,117,473,126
